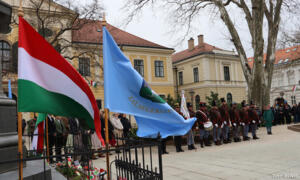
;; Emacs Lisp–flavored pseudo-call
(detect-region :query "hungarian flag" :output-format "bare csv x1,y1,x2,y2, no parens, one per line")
18,17,104,145
32,113,46,153
292,85,297,94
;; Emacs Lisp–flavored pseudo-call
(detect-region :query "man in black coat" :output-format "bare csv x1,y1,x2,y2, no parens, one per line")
119,114,132,138
47,115,57,163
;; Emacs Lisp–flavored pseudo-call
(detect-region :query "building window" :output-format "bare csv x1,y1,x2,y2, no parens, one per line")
291,96,296,105
134,59,144,77
178,71,183,85
154,60,164,77
79,58,90,76
224,66,230,81
195,95,200,110
0,40,11,72
227,93,232,104
193,67,199,82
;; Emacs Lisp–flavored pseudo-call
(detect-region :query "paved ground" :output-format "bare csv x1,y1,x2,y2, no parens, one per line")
93,125,300,180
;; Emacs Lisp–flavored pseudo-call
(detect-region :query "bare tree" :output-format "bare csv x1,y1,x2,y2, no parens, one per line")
123,0,300,107
11,0,103,63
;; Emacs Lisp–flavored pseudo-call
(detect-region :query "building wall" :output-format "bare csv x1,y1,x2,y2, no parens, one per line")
270,60,300,105
173,51,247,110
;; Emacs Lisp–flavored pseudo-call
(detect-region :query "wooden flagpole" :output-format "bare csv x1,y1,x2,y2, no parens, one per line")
17,112,23,180
45,115,50,162
102,13,111,180
18,1,24,180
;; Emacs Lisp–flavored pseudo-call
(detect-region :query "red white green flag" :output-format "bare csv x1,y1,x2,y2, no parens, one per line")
31,113,46,153
18,17,104,145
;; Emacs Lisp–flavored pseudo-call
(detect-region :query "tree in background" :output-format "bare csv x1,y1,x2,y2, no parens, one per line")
123,0,300,108
206,91,221,109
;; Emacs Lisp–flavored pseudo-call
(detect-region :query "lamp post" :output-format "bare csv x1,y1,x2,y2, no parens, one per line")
189,90,195,110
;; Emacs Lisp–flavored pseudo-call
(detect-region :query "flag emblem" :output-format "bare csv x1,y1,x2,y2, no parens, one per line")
139,80,165,103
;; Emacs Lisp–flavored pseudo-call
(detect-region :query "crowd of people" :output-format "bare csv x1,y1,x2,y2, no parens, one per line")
25,112,131,164
161,97,300,154
23,97,300,160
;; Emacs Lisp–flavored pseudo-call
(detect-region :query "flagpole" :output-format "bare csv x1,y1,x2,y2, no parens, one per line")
45,116,50,162
102,13,110,180
17,112,23,180
18,1,24,179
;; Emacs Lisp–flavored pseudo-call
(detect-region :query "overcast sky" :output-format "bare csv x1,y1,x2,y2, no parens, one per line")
102,0,242,54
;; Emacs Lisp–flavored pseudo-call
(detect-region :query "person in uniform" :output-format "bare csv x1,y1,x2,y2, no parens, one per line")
196,102,211,148
187,103,197,150
174,103,184,152
210,101,222,145
248,102,259,139
240,102,250,141
219,98,231,144
229,102,241,142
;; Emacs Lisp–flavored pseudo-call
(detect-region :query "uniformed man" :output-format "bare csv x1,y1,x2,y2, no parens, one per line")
196,102,211,148
229,102,241,142
240,102,250,141
210,101,222,145
248,102,259,140
187,103,197,150
219,98,231,144
174,103,184,152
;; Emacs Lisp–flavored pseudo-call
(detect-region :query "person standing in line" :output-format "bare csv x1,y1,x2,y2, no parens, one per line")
263,104,274,135
219,98,231,144
174,103,184,152
196,102,211,148
229,102,241,142
210,101,222,145
240,102,250,141
187,103,197,150
291,104,298,124
47,115,57,164
248,103,259,140
284,103,291,124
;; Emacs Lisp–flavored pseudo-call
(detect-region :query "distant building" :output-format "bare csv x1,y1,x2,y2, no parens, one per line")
254,45,300,105
1,0,175,118
172,35,247,110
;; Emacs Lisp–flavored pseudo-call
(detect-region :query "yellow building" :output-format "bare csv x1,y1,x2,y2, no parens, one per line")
0,0,175,113
172,35,247,110
72,21,175,109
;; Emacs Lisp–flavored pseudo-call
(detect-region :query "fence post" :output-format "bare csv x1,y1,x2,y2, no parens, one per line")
157,134,163,180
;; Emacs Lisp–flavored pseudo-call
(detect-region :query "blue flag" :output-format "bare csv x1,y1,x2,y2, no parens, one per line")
103,27,196,138
8,80,12,99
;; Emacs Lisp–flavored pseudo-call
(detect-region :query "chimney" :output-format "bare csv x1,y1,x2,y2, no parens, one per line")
188,37,194,50
198,34,204,45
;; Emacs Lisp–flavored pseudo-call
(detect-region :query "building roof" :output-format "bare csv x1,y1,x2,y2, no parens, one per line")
72,20,173,50
248,45,300,67
172,43,222,63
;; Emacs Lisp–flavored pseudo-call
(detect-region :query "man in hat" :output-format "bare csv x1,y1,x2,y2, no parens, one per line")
240,102,250,141
174,103,184,152
210,100,222,145
187,103,197,150
248,102,259,139
229,102,241,142
219,98,231,144
196,102,211,148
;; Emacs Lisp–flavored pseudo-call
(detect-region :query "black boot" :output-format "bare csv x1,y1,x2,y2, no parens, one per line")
223,139,228,144
200,140,204,148
188,145,192,150
227,138,232,143
191,144,197,150
253,136,259,140
204,138,211,146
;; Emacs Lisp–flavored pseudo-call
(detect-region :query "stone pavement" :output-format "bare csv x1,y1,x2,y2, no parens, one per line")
93,125,300,180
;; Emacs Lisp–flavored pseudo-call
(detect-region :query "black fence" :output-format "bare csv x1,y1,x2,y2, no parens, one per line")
113,136,163,180
0,133,163,180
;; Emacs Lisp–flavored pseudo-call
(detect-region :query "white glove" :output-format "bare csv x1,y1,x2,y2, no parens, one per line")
233,123,236,126
252,120,256,123
241,123,245,126
215,124,218,127
224,121,227,125
221,124,224,128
